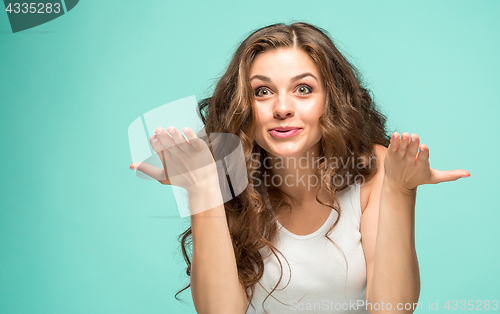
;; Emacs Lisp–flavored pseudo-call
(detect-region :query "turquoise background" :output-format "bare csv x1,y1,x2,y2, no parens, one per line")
1,1,498,313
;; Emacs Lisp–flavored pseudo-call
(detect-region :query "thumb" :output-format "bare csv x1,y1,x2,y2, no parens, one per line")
430,168,471,184
129,162,171,184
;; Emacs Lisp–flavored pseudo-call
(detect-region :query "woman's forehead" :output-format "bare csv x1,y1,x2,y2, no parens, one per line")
249,49,322,83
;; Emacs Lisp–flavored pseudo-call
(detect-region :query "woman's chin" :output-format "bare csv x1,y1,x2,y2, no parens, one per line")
267,149,302,159
257,142,309,159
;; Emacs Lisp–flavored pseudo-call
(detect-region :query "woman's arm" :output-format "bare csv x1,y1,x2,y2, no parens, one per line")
130,126,247,314
363,175,420,314
189,181,248,314
361,132,470,314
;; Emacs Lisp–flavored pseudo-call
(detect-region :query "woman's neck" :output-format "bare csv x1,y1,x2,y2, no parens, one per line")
265,144,323,204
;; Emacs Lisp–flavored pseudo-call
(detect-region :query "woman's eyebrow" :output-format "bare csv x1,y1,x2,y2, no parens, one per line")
249,72,318,83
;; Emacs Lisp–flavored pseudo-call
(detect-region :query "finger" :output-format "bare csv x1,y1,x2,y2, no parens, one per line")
182,127,203,150
416,144,429,164
430,168,471,184
461,171,471,178
129,161,169,183
182,127,212,155
154,127,176,151
150,134,173,182
166,126,192,154
389,132,400,152
150,134,170,165
406,134,420,162
155,127,189,163
398,132,410,157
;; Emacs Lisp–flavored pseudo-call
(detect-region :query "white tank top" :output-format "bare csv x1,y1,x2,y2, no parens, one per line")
247,182,369,314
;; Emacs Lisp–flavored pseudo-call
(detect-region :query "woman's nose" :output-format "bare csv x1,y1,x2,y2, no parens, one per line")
273,95,295,119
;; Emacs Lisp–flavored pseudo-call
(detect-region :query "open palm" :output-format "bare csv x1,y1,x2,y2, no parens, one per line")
129,126,218,191
383,132,470,192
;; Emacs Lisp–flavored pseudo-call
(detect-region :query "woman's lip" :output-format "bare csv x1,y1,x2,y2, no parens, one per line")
269,127,301,131
269,129,302,138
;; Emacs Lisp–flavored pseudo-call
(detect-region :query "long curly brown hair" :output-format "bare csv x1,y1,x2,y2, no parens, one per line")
175,21,391,312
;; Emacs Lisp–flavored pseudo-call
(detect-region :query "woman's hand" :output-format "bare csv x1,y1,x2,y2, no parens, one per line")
129,126,219,191
383,132,470,194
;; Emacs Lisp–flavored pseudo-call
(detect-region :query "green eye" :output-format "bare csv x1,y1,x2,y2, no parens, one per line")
254,85,313,97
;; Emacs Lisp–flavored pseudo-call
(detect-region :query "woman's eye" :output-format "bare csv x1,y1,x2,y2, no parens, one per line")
296,85,313,95
255,87,271,97
254,85,313,97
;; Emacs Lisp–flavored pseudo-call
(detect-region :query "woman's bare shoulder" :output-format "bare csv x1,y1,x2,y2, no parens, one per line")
360,144,388,214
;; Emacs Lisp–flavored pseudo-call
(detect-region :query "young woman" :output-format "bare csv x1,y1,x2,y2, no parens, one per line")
130,22,470,314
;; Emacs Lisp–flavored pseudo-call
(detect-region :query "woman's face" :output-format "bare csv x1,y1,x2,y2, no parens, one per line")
249,48,326,159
